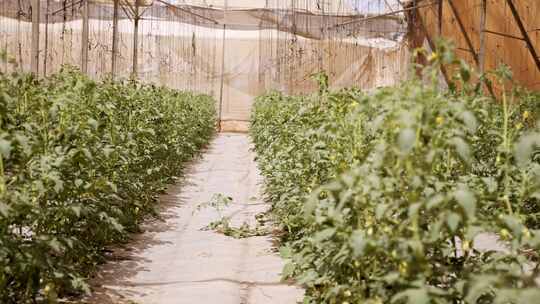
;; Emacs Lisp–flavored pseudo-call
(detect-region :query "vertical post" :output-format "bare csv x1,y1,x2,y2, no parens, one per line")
44,0,50,76
217,0,228,131
81,0,89,74
132,0,140,78
438,0,443,36
112,0,119,78
31,0,40,75
218,23,226,130
478,0,487,74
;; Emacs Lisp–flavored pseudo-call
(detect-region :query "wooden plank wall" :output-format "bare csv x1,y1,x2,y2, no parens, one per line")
417,0,540,92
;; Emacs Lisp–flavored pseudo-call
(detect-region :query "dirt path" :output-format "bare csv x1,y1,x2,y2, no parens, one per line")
86,133,303,304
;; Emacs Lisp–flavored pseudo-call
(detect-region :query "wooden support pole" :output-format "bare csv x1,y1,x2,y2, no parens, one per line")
438,0,443,36
31,0,40,75
132,0,140,78
44,0,50,76
505,0,540,72
112,0,119,78
81,0,89,74
478,0,487,74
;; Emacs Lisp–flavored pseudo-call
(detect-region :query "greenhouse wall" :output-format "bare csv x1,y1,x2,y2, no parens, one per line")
0,1,409,125
416,0,540,92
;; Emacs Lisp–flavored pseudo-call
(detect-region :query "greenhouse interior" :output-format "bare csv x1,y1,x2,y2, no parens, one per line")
0,0,539,303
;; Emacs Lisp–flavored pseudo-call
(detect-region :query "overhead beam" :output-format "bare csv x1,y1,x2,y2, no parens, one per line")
50,0,83,16
121,0,138,18
505,0,540,72
155,0,219,25
331,1,433,29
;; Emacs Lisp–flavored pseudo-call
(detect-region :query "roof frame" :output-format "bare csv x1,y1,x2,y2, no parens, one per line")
330,0,434,30
49,0,83,16
155,0,219,25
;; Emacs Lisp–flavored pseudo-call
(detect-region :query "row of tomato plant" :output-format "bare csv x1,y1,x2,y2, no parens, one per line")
251,43,540,303
0,64,216,302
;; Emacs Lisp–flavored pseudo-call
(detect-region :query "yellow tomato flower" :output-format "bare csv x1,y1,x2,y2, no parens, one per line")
516,123,523,130
399,261,408,275
462,240,470,252
523,111,530,120
344,290,352,297
500,228,511,240
436,116,444,125
428,52,439,62
367,227,374,236
350,101,359,108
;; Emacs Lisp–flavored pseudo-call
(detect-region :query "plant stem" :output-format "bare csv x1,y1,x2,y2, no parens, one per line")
0,152,5,197
502,87,513,215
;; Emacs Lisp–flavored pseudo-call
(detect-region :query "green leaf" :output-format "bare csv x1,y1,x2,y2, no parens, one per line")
426,194,444,210
460,111,478,133
0,202,11,217
451,137,471,163
375,203,390,219
0,138,12,158
482,177,498,193
392,288,430,304
465,275,498,303
447,212,461,232
398,128,416,154
454,185,476,219
282,261,296,279
71,205,82,217
350,230,367,257
279,246,292,259
313,228,336,243
515,133,540,167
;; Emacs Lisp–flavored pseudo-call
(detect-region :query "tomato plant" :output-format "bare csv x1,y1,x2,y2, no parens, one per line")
0,66,216,302
251,42,540,303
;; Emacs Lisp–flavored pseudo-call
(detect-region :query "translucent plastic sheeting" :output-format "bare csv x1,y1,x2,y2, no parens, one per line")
0,0,409,122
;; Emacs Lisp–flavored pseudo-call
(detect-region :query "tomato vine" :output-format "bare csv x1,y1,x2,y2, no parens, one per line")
251,42,540,304
0,66,216,302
